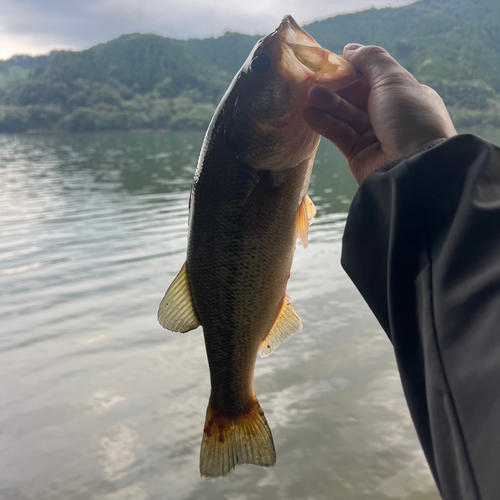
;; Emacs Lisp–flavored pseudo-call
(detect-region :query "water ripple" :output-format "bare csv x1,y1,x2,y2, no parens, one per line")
0,131,440,500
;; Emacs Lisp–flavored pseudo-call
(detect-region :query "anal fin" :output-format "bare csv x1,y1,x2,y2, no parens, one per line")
158,262,200,333
258,295,302,358
296,194,316,249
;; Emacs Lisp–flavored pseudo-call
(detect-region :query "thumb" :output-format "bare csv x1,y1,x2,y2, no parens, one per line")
343,44,409,87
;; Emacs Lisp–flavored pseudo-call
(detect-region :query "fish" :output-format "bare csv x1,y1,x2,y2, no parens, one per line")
158,15,358,478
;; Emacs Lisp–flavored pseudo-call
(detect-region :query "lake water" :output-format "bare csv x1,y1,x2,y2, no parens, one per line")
1,128,498,500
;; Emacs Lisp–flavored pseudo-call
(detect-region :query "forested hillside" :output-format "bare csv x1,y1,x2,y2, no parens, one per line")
1,0,499,132
0,34,230,132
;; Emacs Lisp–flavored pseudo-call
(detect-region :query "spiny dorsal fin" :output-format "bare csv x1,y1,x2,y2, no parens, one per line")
296,194,316,249
158,262,200,333
258,295,302,357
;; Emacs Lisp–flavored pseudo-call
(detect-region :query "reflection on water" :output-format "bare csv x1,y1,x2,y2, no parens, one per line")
5,129,496,499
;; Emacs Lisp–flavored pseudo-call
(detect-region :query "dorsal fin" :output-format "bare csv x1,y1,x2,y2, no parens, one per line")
158,262,201,333
258,296,302,357
296,194,316,249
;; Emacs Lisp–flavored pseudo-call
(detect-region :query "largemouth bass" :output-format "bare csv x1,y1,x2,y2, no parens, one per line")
158,15,358,478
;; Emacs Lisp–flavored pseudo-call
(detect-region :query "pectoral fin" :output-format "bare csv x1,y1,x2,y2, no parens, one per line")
158,262,200,333
240,170,276,227
258,295,302,357
296,194,316,249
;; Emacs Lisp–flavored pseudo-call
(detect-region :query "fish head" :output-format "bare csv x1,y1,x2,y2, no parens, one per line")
224,15,359,171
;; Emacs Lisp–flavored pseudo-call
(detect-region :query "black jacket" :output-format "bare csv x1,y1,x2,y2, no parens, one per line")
341,134,500,500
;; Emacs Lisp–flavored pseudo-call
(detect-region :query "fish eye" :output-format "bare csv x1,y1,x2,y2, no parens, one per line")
250,54,271,75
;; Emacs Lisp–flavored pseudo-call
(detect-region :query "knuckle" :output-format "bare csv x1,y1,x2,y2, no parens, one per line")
336,122,356,150
376,68,416,89
352,113,370,134
421,84,441,99
328,92,343,113
419,83,441,101
420,84,439,97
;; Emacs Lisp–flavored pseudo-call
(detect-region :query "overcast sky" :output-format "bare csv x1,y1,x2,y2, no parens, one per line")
0,0,414,60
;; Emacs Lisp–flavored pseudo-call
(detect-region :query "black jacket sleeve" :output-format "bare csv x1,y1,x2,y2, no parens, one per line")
341,134,500,500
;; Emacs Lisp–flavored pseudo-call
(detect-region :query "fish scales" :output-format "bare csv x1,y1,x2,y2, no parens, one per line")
158,15,359,478
190,156,313,414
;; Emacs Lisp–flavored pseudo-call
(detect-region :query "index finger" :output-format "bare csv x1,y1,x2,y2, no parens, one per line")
336,77,370,111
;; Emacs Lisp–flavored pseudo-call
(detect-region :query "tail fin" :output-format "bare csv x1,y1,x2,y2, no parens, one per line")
200,399,276,478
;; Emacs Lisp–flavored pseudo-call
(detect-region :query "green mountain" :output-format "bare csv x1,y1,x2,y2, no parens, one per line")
0,51,62,105
11,34,229,101
0,52,60,73
183,32,261,76
1,0,499,132
0,34,231,132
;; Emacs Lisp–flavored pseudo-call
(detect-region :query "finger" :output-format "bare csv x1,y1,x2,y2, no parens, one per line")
343,44,411,88
303,107,359,159
344,43,363,52
307,85,371,135
336,77,370,110
349,128,379,161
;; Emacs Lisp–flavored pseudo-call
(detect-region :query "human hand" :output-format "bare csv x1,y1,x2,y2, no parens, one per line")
304,44,457,185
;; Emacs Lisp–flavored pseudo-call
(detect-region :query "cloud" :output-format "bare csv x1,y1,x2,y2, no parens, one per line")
0,0,414,59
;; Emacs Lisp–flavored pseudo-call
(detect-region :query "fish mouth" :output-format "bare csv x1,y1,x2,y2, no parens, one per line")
276,15,359,89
